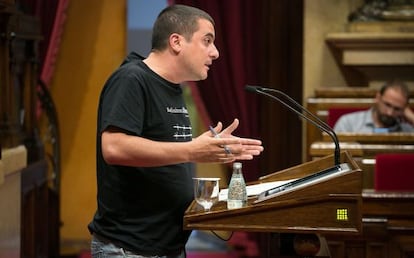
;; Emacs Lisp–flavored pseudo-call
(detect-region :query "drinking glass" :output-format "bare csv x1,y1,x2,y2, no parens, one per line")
193,177,220,211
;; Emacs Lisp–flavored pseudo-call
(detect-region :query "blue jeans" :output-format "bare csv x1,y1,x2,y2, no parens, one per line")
91,235,186,258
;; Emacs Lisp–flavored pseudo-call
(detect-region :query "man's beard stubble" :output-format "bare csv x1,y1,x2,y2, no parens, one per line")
378,113,398,127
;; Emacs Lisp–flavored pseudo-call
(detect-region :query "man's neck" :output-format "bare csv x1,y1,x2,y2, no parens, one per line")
143,52,182,84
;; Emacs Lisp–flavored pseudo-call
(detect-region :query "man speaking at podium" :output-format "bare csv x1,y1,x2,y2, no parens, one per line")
334,80,414,133
87,4,263,258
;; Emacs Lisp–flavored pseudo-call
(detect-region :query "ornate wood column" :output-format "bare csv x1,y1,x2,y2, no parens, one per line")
0,1,44,162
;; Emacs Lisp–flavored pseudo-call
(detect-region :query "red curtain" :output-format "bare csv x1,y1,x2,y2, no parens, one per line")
259,1,303,175
173,0,263,182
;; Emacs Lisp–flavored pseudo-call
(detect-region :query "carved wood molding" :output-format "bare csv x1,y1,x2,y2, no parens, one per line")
325,32,414,85
325,32,414,50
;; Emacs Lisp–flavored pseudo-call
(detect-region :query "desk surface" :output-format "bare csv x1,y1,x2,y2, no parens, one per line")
310,141,414,157
310,138,414,189
322,132,414,143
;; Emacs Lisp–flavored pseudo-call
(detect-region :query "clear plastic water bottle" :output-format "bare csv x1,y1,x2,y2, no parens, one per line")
227,162,247,209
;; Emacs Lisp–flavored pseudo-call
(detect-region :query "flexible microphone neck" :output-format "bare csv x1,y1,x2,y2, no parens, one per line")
245,85,341,167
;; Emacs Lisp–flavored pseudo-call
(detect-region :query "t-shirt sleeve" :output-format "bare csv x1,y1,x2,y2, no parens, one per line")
100,71,144,136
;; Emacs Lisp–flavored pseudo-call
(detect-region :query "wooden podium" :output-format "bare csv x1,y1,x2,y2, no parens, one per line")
184,150,414,257
184,151,363,237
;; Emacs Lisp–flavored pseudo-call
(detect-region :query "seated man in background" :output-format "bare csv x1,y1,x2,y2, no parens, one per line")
334,80,414,133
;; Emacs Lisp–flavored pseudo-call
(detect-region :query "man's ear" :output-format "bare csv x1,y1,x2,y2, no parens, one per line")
169,33,182,53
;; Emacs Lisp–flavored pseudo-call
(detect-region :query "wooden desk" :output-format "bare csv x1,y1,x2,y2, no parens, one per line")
0,146,27,258
0,168,21,258
20,159,60,258
310,133,414,188
0,151,60,258
326,190,414,258
323,132,414,144
311,141,414,157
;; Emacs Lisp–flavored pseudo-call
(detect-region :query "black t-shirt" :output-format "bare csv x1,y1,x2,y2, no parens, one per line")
88,52,194,255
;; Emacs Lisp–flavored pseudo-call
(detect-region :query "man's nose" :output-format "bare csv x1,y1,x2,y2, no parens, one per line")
211,44,219,60
383,105,394,115
386,109,395,116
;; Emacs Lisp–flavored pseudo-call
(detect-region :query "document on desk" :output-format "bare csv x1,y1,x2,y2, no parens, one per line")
218,179,296,201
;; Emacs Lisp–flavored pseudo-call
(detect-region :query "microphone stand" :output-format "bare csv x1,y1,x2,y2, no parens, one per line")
245,85,350,200
246,85,353,200
245,85,341,167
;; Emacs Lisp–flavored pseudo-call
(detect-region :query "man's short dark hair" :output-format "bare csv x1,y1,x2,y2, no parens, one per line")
151,4,214,51
380,79,410,102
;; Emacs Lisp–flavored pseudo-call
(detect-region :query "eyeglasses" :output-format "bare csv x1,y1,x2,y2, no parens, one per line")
379,97,405,113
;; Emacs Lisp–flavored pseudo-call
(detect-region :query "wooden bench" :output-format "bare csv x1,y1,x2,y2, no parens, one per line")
305,87,414,188
310,133,414,188
305,87,414,162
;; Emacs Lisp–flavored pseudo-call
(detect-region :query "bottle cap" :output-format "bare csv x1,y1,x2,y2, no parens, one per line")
233,162,242,169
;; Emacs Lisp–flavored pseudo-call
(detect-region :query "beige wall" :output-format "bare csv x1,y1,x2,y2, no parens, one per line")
51,0,126,246
303,0,364,100
302,0,364,159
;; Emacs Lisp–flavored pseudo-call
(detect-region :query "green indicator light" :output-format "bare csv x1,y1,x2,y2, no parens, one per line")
336,208,348,221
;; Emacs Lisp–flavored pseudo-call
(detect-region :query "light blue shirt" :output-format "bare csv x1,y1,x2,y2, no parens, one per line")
333,108,414,133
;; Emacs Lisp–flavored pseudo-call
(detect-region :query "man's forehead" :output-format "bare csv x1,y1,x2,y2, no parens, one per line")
196,19,216,37
384,88,405,98
382,88,409,105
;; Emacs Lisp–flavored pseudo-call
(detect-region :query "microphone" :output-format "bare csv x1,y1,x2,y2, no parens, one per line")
245,85,340,166
246,85,351,202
